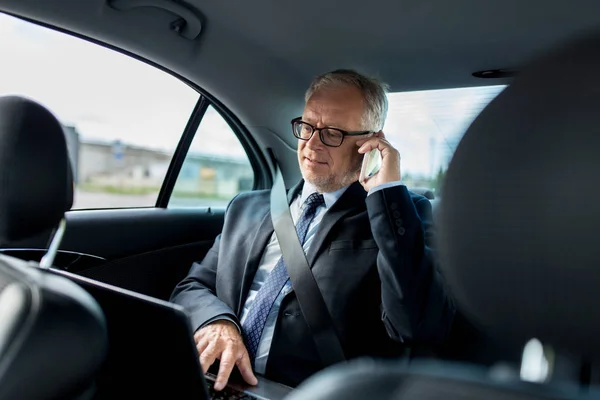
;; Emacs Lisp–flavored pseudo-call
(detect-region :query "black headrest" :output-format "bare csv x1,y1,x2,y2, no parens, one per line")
0,96,73,243
438,32,600,358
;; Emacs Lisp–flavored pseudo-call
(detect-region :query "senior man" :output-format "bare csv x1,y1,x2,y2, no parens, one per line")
171,69,454,390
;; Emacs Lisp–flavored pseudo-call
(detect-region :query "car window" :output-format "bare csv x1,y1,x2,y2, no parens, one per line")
0,12,199,209
384,85,506,194
169,105,254,208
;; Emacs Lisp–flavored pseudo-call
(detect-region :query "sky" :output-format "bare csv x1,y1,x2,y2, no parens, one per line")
0,12,505,177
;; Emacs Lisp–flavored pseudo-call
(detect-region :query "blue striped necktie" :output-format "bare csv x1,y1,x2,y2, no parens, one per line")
242,192,325,362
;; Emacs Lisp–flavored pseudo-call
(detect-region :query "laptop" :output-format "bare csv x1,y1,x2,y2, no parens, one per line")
50,269,292,400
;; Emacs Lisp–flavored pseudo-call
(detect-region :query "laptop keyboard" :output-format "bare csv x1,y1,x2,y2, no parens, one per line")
207,380,259,400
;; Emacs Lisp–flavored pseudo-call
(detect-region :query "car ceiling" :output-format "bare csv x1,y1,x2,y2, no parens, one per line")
1,0,600,178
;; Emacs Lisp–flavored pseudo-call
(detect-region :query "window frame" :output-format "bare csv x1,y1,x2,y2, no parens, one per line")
157,95,270,208
155,96,209,208
1,11,271,210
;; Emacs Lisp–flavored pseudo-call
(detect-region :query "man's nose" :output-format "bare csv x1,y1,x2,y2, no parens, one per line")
306,129,324,149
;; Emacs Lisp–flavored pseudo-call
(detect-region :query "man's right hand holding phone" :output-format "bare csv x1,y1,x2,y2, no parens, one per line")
356,131,401,192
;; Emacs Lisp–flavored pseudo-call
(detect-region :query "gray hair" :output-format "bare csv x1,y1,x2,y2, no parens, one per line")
305,69,389,131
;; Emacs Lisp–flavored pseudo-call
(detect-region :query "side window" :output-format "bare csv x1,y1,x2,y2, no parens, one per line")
169,105,254,208
0,12,199,209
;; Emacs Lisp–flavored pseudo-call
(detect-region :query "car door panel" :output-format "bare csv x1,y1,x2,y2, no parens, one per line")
77,239,213,301
5,207,225,300
67,208,225,300
0,249,107,271
62,208,224,258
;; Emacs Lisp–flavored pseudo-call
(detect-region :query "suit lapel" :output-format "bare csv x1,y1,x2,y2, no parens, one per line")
236,180,304,315
237,211,273,315
306,181,367,266
287,180,304,204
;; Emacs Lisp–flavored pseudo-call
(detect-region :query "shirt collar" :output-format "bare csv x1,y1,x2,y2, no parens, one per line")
300,181,350,209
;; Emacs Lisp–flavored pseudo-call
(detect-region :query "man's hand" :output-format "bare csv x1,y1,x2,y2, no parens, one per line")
356,132,401,192
194,320,258,391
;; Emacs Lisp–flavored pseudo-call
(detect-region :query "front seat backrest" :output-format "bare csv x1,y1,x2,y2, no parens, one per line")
0,257,107,400
438,31,600,358
0,96,107,400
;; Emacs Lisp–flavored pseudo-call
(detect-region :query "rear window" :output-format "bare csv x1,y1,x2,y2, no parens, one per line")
384,85,506,194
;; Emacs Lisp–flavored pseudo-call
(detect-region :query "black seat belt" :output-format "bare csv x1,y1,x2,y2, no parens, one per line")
270,165,346,367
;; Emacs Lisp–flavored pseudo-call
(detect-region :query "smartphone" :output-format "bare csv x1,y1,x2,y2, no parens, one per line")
359,148,382,182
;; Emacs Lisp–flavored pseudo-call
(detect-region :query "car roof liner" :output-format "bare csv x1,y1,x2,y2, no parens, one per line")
107,0,203,40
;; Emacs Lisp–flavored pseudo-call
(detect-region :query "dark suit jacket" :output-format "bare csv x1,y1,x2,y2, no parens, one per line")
171,180,454,387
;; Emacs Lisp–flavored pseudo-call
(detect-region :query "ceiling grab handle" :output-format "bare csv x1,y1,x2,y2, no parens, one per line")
107,0,203,40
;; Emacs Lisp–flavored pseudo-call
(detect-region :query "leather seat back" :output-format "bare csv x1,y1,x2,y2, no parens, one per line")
0,257,107,400
438,31,600,359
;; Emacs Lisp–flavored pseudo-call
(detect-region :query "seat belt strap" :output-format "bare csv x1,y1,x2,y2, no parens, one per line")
270,166,346,366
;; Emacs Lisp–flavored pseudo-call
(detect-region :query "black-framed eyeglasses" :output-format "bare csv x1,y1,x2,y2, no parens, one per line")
291,117,372,147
